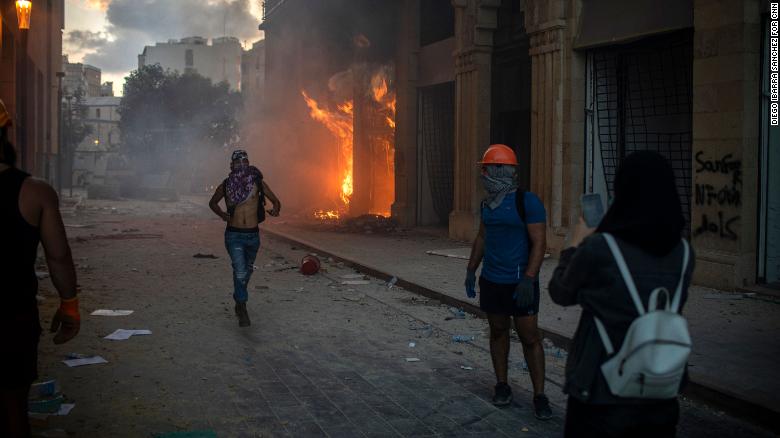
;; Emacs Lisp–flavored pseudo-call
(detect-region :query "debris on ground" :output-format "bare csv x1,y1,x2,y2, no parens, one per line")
341,280,371,285
342,293,366,302
426,248,471,260
62,355,108,368
35,271,50,280
448,307,466,319
90,309,134,316
460,366,474,371
386,276,398,289
405,357,421,362
340,273,366,279
408,342,416,348
255,285,269,290
340,214,399,234
192,253,219,259
452,335,475,343
153,430,217,438
104,329,152,341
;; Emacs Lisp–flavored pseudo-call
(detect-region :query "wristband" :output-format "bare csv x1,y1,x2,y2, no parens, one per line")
59,297,81,321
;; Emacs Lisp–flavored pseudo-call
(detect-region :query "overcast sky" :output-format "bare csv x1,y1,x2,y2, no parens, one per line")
64,0,264,96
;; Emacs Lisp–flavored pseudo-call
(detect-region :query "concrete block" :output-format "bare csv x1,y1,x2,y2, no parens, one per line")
694,29,719,59
693,54,748,84
692,111,744,139
693,84,719,113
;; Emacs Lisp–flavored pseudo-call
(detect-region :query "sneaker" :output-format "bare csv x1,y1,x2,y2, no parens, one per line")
236,302,251,327
533,394,552,420
492,382,513,406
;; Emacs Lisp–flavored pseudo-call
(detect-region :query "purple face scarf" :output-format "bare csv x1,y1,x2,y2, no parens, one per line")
226,150,262,205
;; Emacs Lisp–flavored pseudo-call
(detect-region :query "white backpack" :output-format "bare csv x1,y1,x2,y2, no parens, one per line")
593,233,692,399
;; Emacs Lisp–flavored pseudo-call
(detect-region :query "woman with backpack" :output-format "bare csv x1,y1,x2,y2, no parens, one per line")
549,151,695,437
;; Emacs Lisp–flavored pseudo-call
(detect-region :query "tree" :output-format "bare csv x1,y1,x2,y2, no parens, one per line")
118,65,242,175
61,87,93,188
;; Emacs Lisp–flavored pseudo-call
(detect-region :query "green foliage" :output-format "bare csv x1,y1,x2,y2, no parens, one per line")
118,65,242,172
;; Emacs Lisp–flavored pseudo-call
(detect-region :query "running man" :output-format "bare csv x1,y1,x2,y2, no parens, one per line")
209,150,281,327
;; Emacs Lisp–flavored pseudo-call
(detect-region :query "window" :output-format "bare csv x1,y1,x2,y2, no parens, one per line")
96,108,101,119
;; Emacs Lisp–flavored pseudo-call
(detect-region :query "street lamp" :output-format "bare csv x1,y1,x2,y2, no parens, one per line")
16,1,32,30
16,0,31,170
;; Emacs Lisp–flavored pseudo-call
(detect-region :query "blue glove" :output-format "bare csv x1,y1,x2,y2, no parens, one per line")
465,270,477,298
513,276,536,309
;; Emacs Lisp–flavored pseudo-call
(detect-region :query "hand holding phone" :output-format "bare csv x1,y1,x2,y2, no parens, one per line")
580,193,605,228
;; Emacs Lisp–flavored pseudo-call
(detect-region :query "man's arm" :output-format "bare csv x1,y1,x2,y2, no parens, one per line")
37,183,77,300
34,181,79,344
467,222,486,271
262,181,281,217
524,222,546,278
209,183,230,221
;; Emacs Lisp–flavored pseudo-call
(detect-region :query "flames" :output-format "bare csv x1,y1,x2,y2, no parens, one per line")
301,90,354,216
302,66,396,220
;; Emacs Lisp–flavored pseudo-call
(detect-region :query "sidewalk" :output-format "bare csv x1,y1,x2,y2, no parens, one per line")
263,218,780,426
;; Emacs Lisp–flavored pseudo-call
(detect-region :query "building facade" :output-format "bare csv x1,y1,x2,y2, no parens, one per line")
138,36,243,91
0,0,65,186
260,0,778,291
62,55,102,97
72,96,121,187
241,39,266,110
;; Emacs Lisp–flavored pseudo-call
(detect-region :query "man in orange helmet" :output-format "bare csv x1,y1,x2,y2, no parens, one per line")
465,144,552,420
0,99,80,436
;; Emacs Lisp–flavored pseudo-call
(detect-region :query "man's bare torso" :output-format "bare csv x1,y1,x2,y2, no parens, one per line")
227,185,260,229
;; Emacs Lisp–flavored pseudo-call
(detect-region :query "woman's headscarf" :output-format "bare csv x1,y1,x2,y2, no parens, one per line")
596,151,685,256
482,164,519,210
226,150,262,205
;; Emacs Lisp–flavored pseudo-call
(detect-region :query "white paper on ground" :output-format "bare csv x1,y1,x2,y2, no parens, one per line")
425,248,471,260
341,280,371,285
63,356,108,367
57,404,75,416
91,309,134,316
405,358,421,362
104,329,152,340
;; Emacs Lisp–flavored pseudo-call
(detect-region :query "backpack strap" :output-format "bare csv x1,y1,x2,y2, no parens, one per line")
670,239,690,313
602,233,646,315
593,316,615,355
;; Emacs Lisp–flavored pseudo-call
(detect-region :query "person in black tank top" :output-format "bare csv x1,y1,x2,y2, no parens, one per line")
0,100,80,437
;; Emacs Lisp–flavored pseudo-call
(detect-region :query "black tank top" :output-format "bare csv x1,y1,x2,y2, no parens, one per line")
0,167,40,311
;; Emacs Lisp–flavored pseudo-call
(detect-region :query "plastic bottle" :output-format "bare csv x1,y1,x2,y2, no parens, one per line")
452,335,475,343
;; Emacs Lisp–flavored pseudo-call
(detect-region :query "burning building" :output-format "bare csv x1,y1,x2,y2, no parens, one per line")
255,0,777,291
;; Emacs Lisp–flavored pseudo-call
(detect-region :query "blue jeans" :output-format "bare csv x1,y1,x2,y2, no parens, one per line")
224,230,260,303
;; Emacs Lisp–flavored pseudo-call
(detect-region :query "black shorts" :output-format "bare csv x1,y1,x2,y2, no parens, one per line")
479,276,540,317
1,307,41,389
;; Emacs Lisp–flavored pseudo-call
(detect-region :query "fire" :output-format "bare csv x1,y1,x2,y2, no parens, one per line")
314,210,340,220
301,90,354,208
369,70,397,216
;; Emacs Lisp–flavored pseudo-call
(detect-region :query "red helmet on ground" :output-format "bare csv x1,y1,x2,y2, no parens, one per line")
479,144,517,166
300,255,321,276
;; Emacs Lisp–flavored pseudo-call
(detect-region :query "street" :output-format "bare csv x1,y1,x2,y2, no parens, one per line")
27,197,771,437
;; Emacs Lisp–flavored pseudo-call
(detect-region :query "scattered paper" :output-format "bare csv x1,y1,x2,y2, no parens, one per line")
56,404,75,416
387,276,398,289
340,274,365,279
104,329,152,341
408,342,416,348
91,309,134,316
460,366,474,370
63,356,107,367
341,280,371,285
405,357,421,362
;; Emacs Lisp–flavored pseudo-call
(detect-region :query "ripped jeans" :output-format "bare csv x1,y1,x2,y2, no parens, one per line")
224,229,260,303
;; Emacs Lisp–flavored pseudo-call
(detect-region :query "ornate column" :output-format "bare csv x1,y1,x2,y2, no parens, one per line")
391,0,420,226
449,0,499,241
525,0,567,232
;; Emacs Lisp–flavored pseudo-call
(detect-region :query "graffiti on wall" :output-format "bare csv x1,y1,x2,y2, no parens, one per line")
693,151,741,241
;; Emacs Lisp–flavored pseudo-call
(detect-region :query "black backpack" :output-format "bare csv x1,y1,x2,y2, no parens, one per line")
223,171,266,224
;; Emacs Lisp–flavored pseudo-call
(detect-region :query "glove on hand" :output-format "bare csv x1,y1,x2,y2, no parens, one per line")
50,297,80,345
465,270,477,299
513,277,536,310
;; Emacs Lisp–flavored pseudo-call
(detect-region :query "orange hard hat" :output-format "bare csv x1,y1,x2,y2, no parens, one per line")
0,99,11,128
479,144,517,166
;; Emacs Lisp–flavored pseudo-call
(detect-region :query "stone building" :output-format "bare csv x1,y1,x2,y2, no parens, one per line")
259,0,778,290
0,0,65,185
62,55,102,97
138,36,243,91
72,96,122,188
241,39,266,109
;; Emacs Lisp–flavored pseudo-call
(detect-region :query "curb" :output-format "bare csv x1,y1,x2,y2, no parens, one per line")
263,226,780,434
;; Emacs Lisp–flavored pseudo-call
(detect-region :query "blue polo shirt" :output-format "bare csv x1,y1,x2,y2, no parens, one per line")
481,191,546,284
